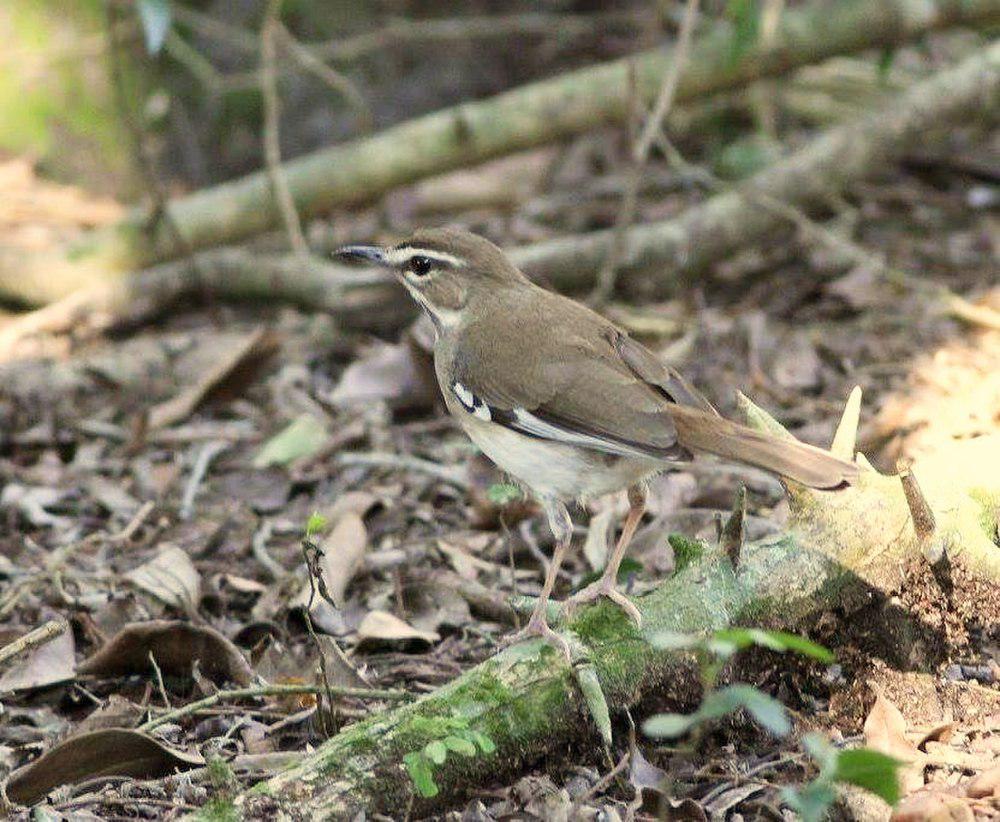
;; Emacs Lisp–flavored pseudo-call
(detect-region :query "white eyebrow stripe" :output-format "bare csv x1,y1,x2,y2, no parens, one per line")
382,247,465,268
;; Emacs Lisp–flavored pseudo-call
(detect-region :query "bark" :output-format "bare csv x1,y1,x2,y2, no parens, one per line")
221,401,1000,819
2,0,998,306
3,40,997,359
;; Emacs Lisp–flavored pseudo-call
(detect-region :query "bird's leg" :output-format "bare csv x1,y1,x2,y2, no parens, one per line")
563,483,646,627
501,497,573,662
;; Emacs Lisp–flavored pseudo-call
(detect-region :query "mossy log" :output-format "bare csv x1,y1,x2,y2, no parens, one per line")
3,0,999,307
225,398,1000,819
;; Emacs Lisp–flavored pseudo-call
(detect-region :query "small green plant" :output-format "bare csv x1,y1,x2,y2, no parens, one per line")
402,715,496,798
305,510,328,539
643,627,829,741
784,733,904,820
486,482,522,505
643,628,903,815
725,0,761,63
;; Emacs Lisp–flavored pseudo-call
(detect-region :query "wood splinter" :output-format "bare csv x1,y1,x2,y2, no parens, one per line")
720,484,747,570
897,462,942,563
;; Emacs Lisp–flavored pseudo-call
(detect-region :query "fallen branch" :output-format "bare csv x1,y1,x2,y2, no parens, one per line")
515,38,1000,296
4,39,997,358
3,0,997,305
0,620,67,668
220,395,1000,818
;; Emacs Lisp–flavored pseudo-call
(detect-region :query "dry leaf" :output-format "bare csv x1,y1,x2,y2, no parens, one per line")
329,341,434,410
966,765,1000,799
915,722,958,751
5,729,204,805
891,789,974,822
314,635,371,689
356,611,439,647
78,620,254,686
864,690,925,794
0,626,75,692
292,512,368,612
316,513,367,608
124,544,201,611
148,327,278,430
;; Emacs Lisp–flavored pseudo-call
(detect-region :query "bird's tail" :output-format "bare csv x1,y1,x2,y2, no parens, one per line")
668,405,859,490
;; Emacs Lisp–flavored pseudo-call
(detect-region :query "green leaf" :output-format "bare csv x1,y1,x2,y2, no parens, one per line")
253,414,329,468
486,483,521,505
137,0,172,55
701,685,790,736
801,732,838,774
712,628,834,663
781,782,837,822
443,735,477,757
642,712,695,739
725,0,760,63
424,740,447,765
468,730,496,754
877,48,896,82
402,752,438,798
833,748,904,806
305,511,328,539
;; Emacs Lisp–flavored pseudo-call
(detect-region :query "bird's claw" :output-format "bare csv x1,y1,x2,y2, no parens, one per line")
500,616,572,663
561,578,643,628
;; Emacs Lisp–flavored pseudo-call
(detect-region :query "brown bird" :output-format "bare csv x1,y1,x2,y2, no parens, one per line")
337,228,859,657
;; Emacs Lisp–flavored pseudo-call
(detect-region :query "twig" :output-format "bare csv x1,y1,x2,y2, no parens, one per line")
301,535,337,736
335,451,468,488
111,499,156,543
0,619,66,668
251,520,285,581
180,440,229,520
946,293,1000,331
261,0,308,256
148,651,172,709
137,683,407,733
569,748,631,818
275,23,373,131
589,0,700,306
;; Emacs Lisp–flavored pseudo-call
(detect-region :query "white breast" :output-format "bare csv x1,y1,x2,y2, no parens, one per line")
456,412,661,501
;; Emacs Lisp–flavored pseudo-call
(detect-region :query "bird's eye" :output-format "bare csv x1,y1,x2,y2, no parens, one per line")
409,256,432,277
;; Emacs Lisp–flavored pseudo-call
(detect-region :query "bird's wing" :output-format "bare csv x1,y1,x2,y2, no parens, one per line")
446,290,694,460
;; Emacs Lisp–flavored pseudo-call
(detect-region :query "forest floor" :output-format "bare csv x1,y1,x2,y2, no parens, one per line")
1,70,998,820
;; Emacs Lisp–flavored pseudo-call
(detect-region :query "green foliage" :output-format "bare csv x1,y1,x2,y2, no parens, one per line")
710,628,835,663
644,629,833,739
668,534,704,572
401,714,496,798
725,0,760,63
253,414,328,467
305,511,328,539
643,684,790,739
783,732,905,819
137,0,172,54
486,482,522,505
877,48,897,82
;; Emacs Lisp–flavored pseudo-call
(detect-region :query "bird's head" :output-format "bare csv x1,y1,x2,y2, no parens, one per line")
336,227,526,329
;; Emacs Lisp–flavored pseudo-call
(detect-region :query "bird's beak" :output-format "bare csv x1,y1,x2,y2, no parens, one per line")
335,244,389,267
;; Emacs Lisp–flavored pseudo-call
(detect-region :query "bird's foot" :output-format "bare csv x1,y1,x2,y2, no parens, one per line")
499,614,572,663
562,577,642,628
